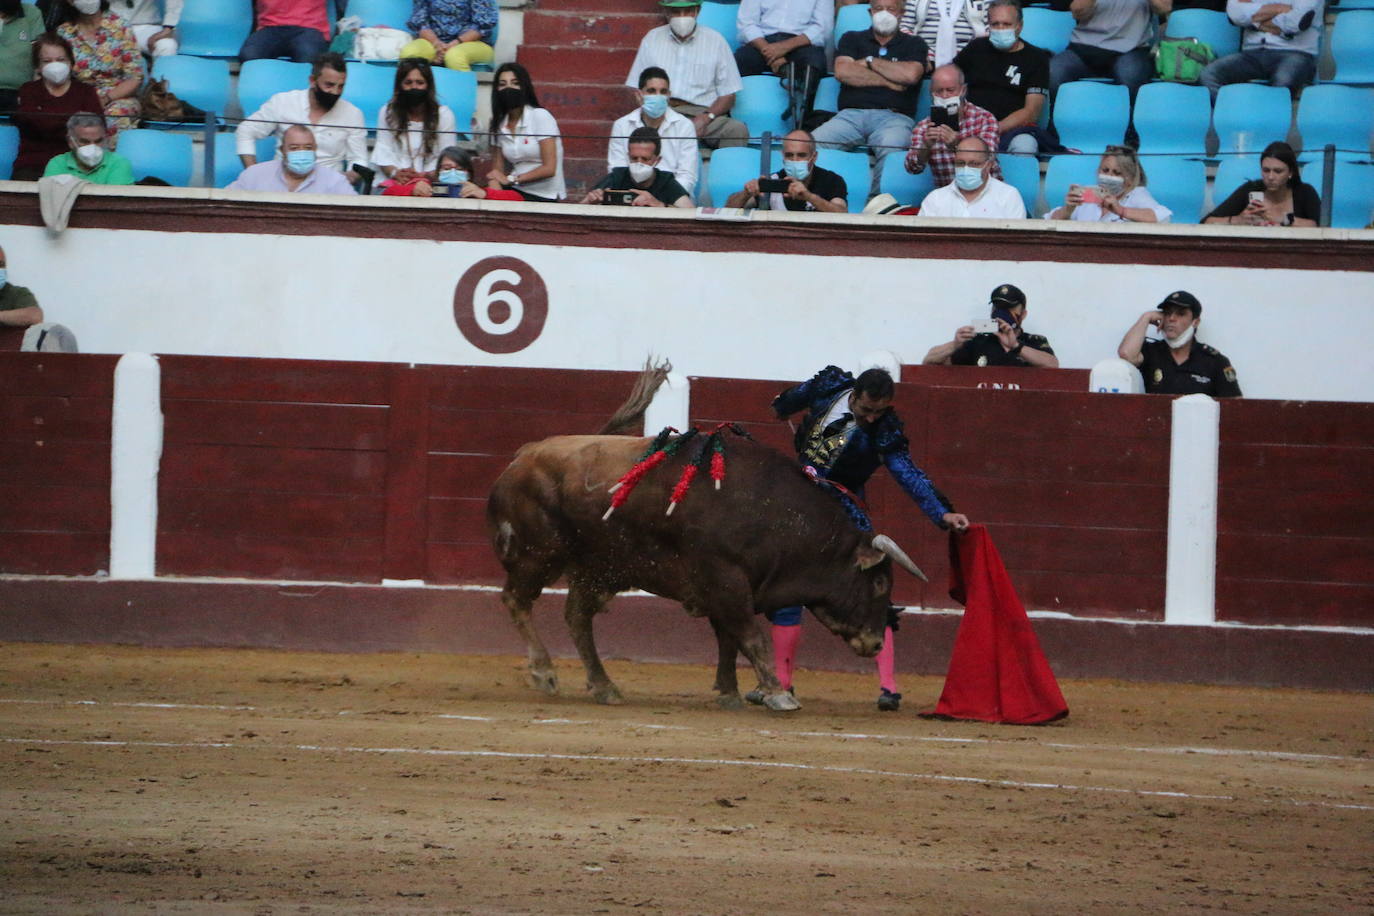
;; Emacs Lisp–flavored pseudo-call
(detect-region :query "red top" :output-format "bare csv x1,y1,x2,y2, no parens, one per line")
256,0,331,39
11,78,105,175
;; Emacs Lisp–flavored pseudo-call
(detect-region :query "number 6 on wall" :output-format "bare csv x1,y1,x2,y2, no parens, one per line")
453,256,549,354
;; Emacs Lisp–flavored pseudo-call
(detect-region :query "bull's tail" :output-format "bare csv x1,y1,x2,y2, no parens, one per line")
597,357,672,435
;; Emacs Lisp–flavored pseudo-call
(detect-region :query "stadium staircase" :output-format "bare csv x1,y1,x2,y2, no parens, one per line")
519,0,659,195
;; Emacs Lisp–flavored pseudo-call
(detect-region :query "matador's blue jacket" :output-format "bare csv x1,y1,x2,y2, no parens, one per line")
772,365,954,530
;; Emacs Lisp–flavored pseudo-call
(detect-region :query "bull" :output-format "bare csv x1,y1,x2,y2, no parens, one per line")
486,378,925,711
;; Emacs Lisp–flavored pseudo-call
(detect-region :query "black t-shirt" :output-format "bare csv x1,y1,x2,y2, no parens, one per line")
835,29,930,116
954,37,1051,123
594,166,689,206
768,164,847,211
1139,339,1242,397
1205,179,1321,224
951,330,1054,367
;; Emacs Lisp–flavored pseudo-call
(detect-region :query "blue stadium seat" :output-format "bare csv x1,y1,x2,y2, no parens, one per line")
1021,7,1075,54
0,124,18,180
432,67,478,135
998,153,1042,215
1211,155,1256,211
341,61,396,128
178,0,254,58
915,80,932,122
816,148,871,211
349,0,412,30
1334,0,1374,8
878,153,934,206
1213,83,1292,156
734,75,790,141
237,59,311,118
1297,85,1374,155
835,3,870,38
1043,153,1100,211
116,129,194,186
1053,81,1129,151
1329,12,1374,85
705,146,781,207
698,2,741,49
814,76,840,113
1133,82,1211,156
213,132,279,187
1142,155,1207,222
1303,158,1374,227
151,56,231,117
1164,9,1241,57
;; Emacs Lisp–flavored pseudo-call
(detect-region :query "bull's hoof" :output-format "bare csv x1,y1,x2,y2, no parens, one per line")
528,669,559,695
590,683,624,705
717,692,745,710
763,691,801,712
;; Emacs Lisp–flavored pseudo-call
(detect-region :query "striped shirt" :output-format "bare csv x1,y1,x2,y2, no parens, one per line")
899,0,990,65
905,100,1002,187
625,24,744,108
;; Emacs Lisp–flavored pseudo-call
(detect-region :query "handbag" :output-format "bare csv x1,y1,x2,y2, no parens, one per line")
1153,37,1216,84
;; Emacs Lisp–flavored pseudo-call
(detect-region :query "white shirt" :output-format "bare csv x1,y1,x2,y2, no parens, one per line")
497,106,566,200
608,107,699,195
1230,0,1323,55
625,24,744,108
1046,185,1172,222
919,176,1026,218
737,0,831,45
371,103,458,174
110,0,181,27
235,88,369,173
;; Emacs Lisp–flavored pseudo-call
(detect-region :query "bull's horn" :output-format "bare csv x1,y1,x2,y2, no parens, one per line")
872,534,928,582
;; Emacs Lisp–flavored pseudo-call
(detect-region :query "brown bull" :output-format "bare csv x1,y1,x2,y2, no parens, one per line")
486,431,924,711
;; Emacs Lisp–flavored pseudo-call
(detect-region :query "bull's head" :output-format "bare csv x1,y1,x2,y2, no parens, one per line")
808,534,926,658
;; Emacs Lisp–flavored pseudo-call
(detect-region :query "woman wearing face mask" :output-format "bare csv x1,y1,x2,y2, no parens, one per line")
894,0,990,68
1045,144,1170,222
55,0,143,133
10,32,103,180
0,0,45,111
387,145,528,199
372,59,459,194
486,62,565,201
1204,141,1319,228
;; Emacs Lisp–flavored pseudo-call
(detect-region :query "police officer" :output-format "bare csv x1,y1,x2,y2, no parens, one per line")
922,284,1059,368
1118,290,1242,397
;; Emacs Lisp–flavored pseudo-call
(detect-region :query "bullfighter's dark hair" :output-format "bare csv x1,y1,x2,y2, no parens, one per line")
854,368,895,401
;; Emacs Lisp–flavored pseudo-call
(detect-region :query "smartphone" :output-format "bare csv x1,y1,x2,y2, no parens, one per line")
1080,186,1101,205
971,318,1000,335
758,177,791,193
1248,190,1265,207
601,189,637,206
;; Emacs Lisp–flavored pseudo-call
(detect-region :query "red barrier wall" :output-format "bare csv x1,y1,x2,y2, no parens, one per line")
0,353,118,575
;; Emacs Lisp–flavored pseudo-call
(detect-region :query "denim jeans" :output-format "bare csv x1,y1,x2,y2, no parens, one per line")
1200,49,1317,100
240,26,330,63
812,108,915,196
1049,43,1155,97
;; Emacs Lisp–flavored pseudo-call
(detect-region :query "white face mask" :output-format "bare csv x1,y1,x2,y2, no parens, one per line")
41,61,71,85
72,0,101,14
871,9,899,34
628,161,655,184
669,15,696,38
935,94,961,113
1166,323,1196,350
75,142,105,167
1097,172,1126,196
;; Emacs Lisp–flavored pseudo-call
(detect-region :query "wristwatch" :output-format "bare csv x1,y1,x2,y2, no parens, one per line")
865,55,874,69
707,111,717,120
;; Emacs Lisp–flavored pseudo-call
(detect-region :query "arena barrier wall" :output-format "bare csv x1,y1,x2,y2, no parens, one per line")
1,353,1370,690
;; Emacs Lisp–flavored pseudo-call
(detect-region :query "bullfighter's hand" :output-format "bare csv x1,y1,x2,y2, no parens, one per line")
943,512,971,532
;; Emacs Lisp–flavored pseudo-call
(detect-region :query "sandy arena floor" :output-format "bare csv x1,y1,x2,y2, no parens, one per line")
0,642,1370,914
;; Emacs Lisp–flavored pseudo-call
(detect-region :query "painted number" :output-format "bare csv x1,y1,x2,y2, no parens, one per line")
453,257,548,354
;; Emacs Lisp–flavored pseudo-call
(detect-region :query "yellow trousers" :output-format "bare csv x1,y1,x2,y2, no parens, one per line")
398,37,494,71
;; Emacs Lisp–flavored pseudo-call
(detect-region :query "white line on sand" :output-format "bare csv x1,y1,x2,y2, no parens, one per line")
0,698,256,711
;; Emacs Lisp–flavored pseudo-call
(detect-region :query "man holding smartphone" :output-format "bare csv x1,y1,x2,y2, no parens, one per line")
724,129,847,212
1118,290,1242,397
904,63,1001,188
582,127,694,208
924,283,1058,367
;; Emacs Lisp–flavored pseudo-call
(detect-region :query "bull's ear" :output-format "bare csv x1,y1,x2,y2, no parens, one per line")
855,543,886,570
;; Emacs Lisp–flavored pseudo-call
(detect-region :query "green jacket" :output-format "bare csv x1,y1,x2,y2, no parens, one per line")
0,4,44,90
43,150,136,185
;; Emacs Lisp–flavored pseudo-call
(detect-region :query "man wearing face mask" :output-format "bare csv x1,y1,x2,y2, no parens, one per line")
924,283,1057,366
953,0,1051,155
226,124,357,195
1118,291,1241,397
235,52,366,184
724,129,846,212
608,67,699,197
904,63,1000,188
812,0,927,197
916,135,1023,217
625,0,749,151
0,246,45,331
583,126,694,208
41,112,133,184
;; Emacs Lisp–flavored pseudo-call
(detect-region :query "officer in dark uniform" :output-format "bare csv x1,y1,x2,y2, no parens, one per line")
1119,290,1242,398
923,284,1059,368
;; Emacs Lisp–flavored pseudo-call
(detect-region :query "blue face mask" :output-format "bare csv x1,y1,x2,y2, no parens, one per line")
783,159,810,182
641,93,669,118
285,149,316,175
0,268,7,288
954,165,985,191
989,28,1017,50
439,169,468,185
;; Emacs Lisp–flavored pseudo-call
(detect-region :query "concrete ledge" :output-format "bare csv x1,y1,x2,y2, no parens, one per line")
1,577,1368,692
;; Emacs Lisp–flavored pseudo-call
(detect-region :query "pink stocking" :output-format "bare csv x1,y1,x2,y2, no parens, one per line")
875,625,898,693
772,623,803,690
